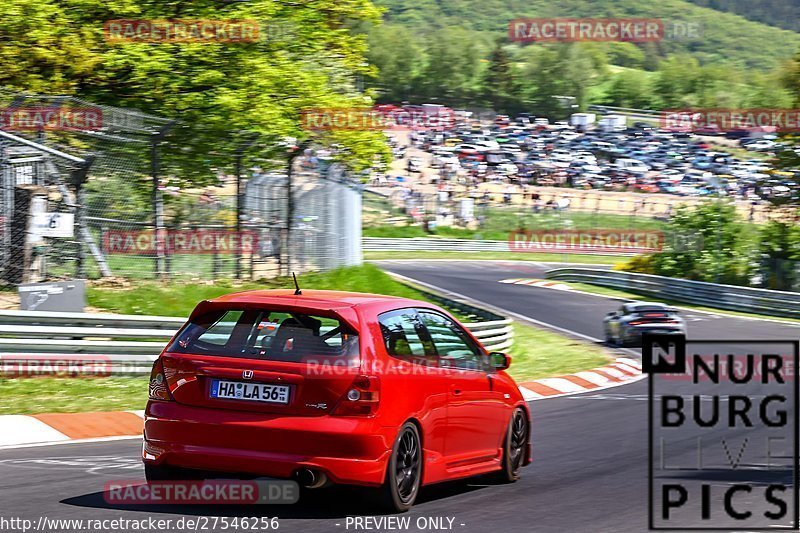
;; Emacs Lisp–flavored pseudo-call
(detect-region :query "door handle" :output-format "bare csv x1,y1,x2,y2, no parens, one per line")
452,388,462,395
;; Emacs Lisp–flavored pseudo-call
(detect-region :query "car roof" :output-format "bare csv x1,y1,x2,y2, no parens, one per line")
209,289,423,309
192,289,445,328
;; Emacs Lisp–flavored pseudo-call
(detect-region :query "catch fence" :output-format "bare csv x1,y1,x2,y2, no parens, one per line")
0,94,361,286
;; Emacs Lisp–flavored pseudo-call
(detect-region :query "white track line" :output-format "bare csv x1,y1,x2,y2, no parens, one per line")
0,416,70,447
574,371,612,386
535,378,587,393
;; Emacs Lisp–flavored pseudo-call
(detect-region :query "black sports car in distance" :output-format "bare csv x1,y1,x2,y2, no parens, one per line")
603,302,686,347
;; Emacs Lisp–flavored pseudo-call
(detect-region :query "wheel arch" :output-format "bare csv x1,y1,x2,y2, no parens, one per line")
382,418,425,485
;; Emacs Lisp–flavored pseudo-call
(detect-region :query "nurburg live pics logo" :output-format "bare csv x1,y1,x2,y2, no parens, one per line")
644,334,800,530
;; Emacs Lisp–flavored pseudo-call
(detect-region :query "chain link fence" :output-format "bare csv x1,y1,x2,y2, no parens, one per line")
0,93,362,287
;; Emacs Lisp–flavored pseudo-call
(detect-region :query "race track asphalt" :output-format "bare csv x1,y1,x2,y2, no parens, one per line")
1,260,798,533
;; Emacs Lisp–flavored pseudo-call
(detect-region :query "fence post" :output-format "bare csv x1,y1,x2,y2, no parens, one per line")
286,140,311,276
70,156,94,279
150,138,165,280
150,124,173,280
235,150,243,279
233,134,259,280
4,186,47,285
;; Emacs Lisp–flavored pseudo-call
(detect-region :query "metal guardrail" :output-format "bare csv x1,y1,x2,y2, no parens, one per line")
363,237,635,256
0,306,514,375
461,319,514,352
588,105,661,118
545,268,800,319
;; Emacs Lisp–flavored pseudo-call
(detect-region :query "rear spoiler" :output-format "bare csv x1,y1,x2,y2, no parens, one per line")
633,307,680,315
186,299,361,332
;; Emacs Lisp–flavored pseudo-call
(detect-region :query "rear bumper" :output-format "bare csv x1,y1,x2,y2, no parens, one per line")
624,326,684,345
143,401,395,487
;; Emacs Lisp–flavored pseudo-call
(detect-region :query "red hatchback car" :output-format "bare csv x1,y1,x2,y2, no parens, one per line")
143,290,531,511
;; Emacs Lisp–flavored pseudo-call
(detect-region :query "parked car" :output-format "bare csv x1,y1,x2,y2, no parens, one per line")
614,158,650,174
743,140,776,152
143,290,531,512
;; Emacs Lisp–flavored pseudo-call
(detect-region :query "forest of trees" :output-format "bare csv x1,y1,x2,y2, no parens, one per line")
2,0,800,173
366,24,800,118
687,0,799,32
364,0,800,117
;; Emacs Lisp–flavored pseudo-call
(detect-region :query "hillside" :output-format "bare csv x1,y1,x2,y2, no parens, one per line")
377,0,800,69
687,0,799,33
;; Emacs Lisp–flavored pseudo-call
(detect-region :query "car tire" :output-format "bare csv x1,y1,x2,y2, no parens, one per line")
495,408,528,483
378,422,422,513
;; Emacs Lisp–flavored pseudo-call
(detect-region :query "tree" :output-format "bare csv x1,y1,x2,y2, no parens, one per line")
518,44,600,118
482,43,519,114
366,24,425,102
418,27,484,104
607,71,655,109
0,0,390,175
624,201,754,285
654,55,701,108
758,220,800,290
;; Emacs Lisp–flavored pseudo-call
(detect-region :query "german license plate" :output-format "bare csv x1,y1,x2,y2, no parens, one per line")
210,379,290,404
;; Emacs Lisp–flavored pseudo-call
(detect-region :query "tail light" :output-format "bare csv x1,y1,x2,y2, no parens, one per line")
148,359,172,401
332,375,380,416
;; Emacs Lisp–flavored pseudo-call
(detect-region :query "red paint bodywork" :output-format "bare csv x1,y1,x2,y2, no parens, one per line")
143,290,531,487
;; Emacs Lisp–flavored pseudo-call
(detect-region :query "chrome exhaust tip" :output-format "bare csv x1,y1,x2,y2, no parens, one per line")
295,468,327,489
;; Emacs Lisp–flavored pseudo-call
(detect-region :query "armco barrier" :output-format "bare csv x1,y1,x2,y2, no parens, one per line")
545,268,800,319
362,237,636,256
0,305,514,375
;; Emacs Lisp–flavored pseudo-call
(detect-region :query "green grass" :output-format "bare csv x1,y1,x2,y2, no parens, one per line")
48,253,246,281
506,323,610,381
364,208,667,242
0,377,148,415
365,251,627,265
87,264,433,316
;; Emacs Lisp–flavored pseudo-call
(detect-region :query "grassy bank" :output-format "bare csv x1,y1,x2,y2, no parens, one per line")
506,323,608,381
364,208,666,242
0,377,148,415
87,264,430,316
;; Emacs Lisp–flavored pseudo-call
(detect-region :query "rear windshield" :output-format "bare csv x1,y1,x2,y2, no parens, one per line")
167,308,359,364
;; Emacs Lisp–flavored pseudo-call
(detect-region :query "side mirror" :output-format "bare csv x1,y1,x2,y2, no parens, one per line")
606,312,617,317
489,352,511,371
